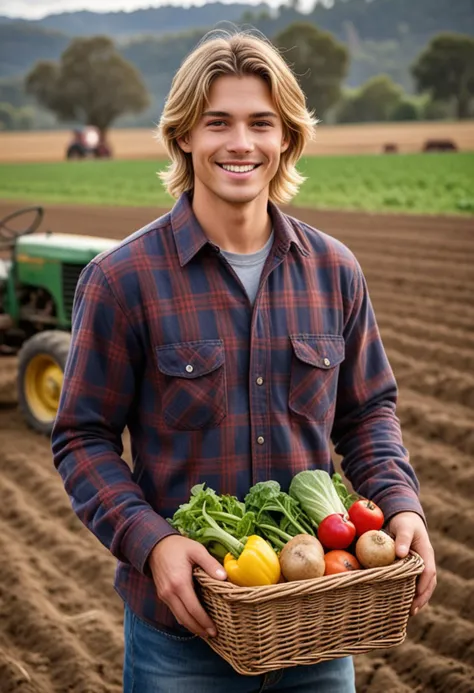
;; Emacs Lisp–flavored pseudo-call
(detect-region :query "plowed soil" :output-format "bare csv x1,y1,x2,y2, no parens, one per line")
0,201,473,693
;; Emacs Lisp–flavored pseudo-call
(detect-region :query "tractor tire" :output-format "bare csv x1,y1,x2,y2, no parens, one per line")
17,330,71,436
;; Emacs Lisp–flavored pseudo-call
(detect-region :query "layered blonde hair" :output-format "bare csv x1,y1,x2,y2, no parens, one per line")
157,30,317,204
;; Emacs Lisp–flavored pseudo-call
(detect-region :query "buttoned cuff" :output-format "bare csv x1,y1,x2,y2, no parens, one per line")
119,509,180,576
373,488,427,528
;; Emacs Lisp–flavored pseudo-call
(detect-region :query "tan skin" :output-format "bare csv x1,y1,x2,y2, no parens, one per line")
387,511,437,616
148,74,437,637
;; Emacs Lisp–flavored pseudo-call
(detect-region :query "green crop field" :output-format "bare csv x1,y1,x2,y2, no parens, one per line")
0,153,473,215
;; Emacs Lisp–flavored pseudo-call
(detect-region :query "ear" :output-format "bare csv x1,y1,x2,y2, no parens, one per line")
177,133,192,153
280,135,290,154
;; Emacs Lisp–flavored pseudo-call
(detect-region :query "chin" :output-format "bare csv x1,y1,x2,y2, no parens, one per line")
215,186,267,206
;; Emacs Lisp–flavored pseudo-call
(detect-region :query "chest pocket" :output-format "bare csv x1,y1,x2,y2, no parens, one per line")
156,340,227,431
289,335,345,423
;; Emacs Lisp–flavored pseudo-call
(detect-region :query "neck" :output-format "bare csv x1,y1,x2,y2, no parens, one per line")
190,184,272,254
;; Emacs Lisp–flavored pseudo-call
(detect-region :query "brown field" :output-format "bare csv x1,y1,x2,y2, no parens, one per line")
0,201,474,692
0,120,473,162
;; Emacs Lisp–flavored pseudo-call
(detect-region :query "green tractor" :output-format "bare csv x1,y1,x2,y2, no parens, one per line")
0,206,118,435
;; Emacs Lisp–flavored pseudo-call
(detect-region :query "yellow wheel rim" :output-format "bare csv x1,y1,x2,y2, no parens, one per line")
24,354,63,423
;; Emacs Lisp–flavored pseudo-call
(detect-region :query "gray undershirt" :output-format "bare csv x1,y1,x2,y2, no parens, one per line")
219,231,275,306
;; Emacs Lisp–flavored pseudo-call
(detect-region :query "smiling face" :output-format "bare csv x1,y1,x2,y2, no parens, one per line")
178,74,289,207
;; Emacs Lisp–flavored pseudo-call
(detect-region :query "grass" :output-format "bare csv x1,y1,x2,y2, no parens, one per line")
0,153,473,215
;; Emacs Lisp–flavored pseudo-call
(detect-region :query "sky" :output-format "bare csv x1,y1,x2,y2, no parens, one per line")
0,0,321,20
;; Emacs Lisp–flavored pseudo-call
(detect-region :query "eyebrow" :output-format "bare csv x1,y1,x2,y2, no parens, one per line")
201,110,278,119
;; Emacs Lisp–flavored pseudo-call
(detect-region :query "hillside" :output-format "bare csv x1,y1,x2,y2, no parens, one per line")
0,3,271,38
1,0,473,129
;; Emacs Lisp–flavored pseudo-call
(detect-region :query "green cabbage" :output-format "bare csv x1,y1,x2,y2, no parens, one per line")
289,470,346,527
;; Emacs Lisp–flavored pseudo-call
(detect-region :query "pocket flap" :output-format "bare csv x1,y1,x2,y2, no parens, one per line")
290,335,345,369
156,340,224,378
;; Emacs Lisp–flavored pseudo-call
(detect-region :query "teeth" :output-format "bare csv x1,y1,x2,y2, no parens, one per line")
221,164,256,173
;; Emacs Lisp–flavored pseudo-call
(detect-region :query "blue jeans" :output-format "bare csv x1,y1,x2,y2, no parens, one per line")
123,604,356,692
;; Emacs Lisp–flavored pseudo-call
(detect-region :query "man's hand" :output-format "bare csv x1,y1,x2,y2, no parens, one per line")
387,511,436,616
148,535,227,638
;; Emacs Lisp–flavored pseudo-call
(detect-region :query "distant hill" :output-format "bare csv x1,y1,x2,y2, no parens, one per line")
0,3,271,38
1,0,473,129
0,23,69,78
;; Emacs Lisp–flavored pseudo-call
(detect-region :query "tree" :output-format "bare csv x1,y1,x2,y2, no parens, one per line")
0,102,33,130
390,98,419,122
336,75,403,123
273,22,349,120
25,36,150,134
411,33,474,119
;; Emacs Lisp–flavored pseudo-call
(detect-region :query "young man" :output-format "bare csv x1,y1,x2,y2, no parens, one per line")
52,32,436,693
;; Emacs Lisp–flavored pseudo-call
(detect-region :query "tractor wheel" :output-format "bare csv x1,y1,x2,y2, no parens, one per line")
17,330,71,435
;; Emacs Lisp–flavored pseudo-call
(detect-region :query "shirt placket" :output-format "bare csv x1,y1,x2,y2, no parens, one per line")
249,248,286,485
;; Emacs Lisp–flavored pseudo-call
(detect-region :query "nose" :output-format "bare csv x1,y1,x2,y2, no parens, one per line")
226,124,254,154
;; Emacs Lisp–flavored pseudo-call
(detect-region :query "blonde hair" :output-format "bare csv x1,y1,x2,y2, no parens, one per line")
157,30,317,204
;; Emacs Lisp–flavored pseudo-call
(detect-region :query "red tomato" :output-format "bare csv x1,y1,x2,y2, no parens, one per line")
348,499,384,536
324,550,361,575
317,513,356,550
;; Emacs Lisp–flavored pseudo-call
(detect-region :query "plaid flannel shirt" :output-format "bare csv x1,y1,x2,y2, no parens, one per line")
52,191,424,630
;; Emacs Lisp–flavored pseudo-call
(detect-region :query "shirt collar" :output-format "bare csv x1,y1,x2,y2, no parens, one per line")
170,191,311,267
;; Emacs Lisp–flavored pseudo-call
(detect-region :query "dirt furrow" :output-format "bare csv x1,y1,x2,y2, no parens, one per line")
0,471,119,606
430,567,474,621
391,354,474,409
0,534,123,693
346,239,474,265
358,254,474,283
383,329,474,375
380,315,474,354
428,531,474,581
403,431,474,500
419,485,474,548
365,273,473,305
355,655,413,692
407,605,474,666
378,640,474,693
398,401,474,459
371,291,474,333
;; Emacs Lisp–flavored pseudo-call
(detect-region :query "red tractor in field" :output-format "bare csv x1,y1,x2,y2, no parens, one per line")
66,126,112,160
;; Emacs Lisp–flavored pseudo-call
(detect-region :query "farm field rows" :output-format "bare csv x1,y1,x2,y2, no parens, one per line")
0,201,473,691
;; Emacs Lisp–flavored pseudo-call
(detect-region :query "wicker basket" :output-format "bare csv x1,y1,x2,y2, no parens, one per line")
194,552,424,676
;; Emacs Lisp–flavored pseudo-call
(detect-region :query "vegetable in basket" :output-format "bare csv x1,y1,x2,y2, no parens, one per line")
245,480,316,550
224,535,281,587
170,483,254,560
289,470,348,526
278,534,325,581
324,550,361,575
170,483,281,586
317,512,356,550
289,470,358,549
355,530,396,568
348,499,385,536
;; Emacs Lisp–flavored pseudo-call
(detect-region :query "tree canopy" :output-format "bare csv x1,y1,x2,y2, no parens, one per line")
337,74,404,123
274,22,349,120
25,36,150,133
411,33,474,119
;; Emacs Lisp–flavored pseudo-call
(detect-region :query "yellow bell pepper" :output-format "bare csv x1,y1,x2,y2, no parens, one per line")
224,535,281,587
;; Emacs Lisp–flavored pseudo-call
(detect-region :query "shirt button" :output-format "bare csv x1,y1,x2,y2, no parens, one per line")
185,364,194,373
323,358,331,367
257,436,265,445
256,376,264,386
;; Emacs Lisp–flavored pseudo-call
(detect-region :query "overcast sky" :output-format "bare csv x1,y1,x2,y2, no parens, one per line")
1,0,320,20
